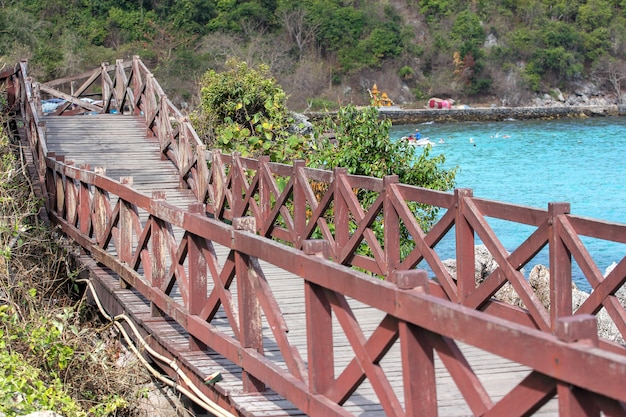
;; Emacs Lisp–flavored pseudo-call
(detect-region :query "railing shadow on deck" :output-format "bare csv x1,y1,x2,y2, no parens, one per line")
3,58,626,416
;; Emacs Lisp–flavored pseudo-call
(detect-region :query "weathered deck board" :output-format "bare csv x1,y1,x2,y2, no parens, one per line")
46,114,559,416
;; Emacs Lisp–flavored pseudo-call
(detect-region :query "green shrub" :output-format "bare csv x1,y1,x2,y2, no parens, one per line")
196,58,306,161
398,66,415,80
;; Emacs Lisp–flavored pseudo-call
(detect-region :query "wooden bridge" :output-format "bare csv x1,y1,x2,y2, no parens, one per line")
2,58,626,417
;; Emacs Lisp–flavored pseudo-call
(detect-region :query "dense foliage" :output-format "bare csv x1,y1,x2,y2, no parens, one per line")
194,62,457,234
195,58,306,161
310,104,457,230
1,0,624,108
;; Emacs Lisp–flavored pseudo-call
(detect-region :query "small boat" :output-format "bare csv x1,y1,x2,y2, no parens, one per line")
413,138,435,146
402,136,435,146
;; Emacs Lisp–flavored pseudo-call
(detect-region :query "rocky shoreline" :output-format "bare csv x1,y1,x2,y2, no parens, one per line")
307,104,626,125
378,104,626,124
444,245,624,345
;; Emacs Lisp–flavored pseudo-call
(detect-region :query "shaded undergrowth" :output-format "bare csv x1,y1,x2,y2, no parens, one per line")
0,96,151,416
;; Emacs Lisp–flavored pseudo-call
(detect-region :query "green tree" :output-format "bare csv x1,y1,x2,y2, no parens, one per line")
310,105,457,230
451,10,489,94
577,0,613,32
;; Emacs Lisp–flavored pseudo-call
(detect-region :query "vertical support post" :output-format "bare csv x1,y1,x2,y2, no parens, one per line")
234,216,265,393
293,160,306,245
146,74,156,138
115,59,125,113
65,161,77,226
394,269,437,416
188,203,208,351
93,167,107,245
195,144,208,204
119,177,133,289
44,152,56,215
549,202,572,330
334,168,349,261
33,82,42,116
303,239,333,394
36,121,46,180
232,153,245,219
101,63,110,108
212,150,224,217
383,175,400,278
455,188,474,304
54,155,66,218
555,315,600,416
151,191,168,317
132,56,142,116
79,164,91,235
258,156,271,232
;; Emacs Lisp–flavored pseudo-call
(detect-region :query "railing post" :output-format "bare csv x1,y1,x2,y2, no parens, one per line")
258,156,271,231
119,177,134,289
393,270,438,416
555,315,600,416
101,63,110,108
54,155,66,218
65,160,77,225
33,82,42,116
232,153,246,219
93,167,107,245
334,168,349,262
293,160,306,245
79,164,91,235
188,203,208,351
195,144,208,204
455,188,474,304
132,56,142,116
151,191,168,317
45,152,56,214
115,59,125,112
549,202,572,329
383,175,400,277
146,74,157,138
234,216,265,392
303,239,333,394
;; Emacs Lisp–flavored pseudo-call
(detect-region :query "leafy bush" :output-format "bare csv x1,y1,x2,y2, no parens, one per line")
310,105,457,230
196,58,306,161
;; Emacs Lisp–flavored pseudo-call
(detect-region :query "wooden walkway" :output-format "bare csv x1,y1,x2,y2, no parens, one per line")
43,114,560,416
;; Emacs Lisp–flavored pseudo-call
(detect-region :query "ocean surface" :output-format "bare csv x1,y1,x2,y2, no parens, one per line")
390,116,626,292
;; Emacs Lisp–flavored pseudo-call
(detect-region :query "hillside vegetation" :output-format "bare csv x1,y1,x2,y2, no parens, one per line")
1,0,625,110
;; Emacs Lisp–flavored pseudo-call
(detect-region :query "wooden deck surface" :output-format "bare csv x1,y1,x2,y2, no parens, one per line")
44,114,559,416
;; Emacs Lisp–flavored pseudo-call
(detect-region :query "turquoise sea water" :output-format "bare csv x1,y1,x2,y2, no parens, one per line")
390,116,626,292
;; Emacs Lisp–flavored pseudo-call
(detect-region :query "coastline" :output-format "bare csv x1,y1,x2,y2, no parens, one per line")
308,104,626,125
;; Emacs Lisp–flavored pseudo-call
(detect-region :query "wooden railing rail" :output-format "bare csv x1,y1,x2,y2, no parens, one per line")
188,150,626,343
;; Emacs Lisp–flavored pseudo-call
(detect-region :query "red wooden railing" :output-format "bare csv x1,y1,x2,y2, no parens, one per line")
3,58,626,416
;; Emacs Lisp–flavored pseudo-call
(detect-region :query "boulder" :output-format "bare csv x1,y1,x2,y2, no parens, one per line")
443,247,625,344
288,112,314,136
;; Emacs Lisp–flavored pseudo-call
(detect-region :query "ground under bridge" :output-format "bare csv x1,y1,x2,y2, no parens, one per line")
2,58,626,416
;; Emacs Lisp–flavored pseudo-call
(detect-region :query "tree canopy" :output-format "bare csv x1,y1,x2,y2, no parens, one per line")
1,0,624,107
